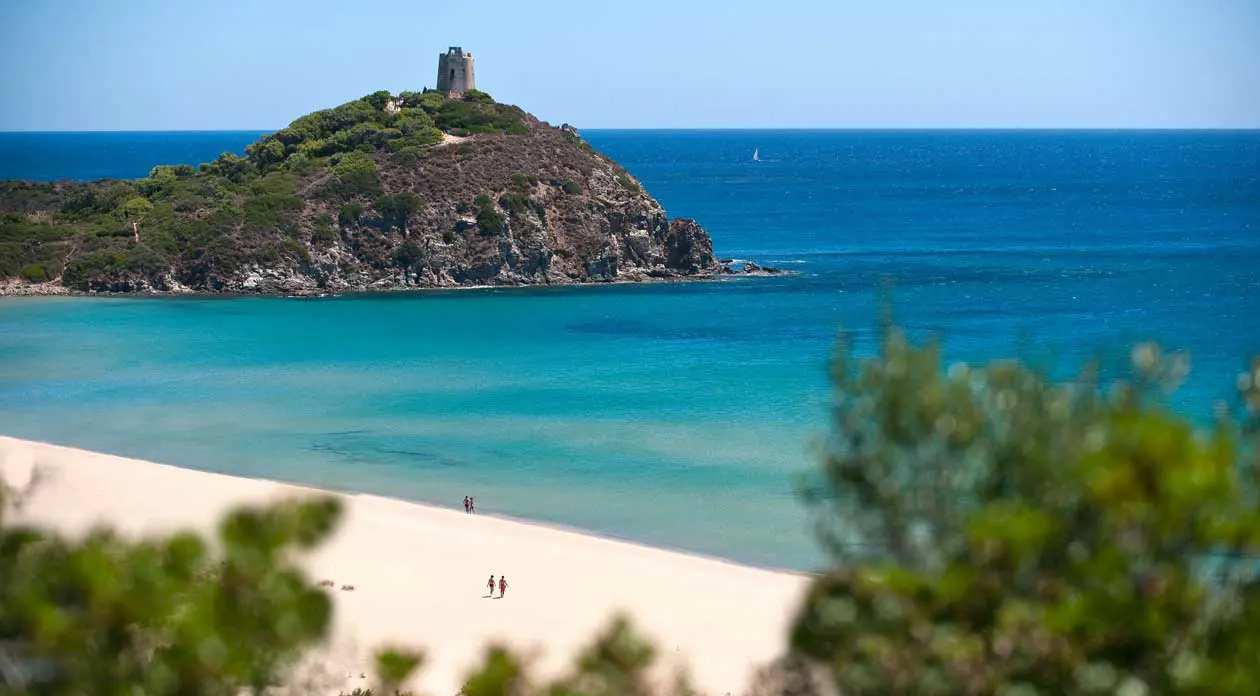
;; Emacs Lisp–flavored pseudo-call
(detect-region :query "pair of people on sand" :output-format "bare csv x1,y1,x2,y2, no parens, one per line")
487,574,508,598
463,496,476,514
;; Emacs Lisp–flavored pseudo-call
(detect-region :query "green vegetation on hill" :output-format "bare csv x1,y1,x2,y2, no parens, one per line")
246,88,526,170
3,318,1259,695
0,89,530,288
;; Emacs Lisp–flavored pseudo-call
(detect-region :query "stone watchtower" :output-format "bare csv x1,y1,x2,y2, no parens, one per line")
436,47,476,96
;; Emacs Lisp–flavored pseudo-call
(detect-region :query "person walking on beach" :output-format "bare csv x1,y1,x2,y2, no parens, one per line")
487,574,495,597
498,575,508,599
469,496,476,514
464,496,470,514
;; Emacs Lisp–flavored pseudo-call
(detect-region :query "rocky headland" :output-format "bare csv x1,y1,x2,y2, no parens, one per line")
0,90,782,296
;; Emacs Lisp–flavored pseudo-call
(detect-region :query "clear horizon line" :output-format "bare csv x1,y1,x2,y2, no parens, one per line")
2,126,1259,134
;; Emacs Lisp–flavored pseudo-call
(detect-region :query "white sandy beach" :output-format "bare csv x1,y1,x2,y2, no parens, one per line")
0,436,810,695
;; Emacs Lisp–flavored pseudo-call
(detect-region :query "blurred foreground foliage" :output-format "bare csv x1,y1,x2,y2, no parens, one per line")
2,315,1259,695
793,317,1260,695
0,494,345,695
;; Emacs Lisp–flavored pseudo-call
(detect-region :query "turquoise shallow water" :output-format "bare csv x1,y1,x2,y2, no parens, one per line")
1,130,1258,570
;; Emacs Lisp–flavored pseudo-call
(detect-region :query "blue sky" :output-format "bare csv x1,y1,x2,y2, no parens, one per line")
1,0,1256,130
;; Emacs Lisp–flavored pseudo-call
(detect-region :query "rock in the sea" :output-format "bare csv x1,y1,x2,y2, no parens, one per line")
715,259,787,277
663,218,717,274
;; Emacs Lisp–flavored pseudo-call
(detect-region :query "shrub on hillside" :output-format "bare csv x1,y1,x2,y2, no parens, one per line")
328,152,383,200
472,194,507,236
18,263,50,282
434,99,527,135
498,193,545,223
338,203,364,228
312,214,339,246
509,172,538,192
392,240,423,268
376,192,422,233
475,208,507,236
461,89,495,105
615,173,640,194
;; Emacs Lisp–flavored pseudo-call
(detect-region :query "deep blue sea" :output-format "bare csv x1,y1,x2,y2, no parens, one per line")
1,130,1258,570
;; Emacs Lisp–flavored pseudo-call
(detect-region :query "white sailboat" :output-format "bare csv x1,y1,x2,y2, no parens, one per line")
752,148,760,162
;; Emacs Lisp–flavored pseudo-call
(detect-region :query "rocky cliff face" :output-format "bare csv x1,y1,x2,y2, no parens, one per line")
0,108,737,295
283,123,722,294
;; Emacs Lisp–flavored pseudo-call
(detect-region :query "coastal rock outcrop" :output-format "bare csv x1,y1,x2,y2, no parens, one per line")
663,219,717,273
0,90,769,296
718,259,786,276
